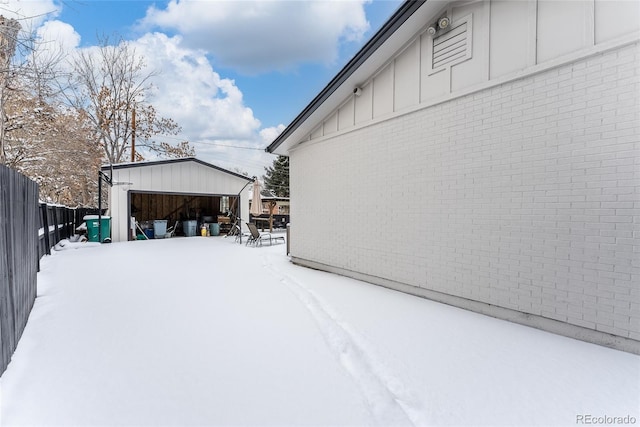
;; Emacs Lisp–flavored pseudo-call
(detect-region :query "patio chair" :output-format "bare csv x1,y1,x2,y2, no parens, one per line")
246,222,284,247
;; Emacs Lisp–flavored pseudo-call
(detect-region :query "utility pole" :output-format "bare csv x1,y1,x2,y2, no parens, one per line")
131,108,136,162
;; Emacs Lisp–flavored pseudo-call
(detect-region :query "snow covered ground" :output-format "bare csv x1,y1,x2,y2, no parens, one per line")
0,235,638,426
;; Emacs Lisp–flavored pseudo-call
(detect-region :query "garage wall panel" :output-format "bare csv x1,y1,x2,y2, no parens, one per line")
139,166,153,189
159,165,169,189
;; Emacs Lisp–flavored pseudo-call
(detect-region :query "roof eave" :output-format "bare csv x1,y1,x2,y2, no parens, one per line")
100,157,253,182
265,0,427,155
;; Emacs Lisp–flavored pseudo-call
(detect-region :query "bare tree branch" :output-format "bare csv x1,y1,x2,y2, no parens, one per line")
64,35,193,164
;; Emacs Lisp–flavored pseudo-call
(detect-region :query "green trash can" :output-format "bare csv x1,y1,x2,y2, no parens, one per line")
84,215,111,243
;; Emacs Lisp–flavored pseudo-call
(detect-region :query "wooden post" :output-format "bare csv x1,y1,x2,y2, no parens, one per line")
40,203,50,256
268,201,277,233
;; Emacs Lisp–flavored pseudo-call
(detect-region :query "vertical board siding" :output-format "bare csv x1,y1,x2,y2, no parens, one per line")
311,0,640,145
0,165,39,377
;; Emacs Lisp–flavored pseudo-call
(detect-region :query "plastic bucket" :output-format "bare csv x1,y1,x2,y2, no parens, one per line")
183,220,197,237
144,228,155,239
210,223,220,236
154,220,168,239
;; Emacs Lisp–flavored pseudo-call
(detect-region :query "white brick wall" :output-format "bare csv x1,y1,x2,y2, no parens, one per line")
290,42,640,343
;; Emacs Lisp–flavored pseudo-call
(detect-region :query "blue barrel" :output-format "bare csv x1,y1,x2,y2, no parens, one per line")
210,223,220,236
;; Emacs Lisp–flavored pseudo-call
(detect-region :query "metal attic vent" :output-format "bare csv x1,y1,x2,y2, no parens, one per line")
429,14,472,74
433,23,467,68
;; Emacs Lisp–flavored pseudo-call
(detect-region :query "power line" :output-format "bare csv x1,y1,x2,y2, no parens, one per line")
156,134,268,151
197,142,266,151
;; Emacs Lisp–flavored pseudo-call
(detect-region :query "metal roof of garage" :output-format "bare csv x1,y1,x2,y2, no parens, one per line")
100,157,253,182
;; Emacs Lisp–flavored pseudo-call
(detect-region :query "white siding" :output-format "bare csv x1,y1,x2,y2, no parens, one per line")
303,0,640,145
450,3,487,92
310,125,323,139
324,112,338,135
536,0,593,63
595,0,640,44
420,43,450,103
108,161,251,242
394,40,420,111
338,98,355,131
489,0,535,79
373,64,394,118
290,41,640,346
354,82,373,124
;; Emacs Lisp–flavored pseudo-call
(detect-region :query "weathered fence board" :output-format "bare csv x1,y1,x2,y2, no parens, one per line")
0,165,39,377
0,165,103,377
37,205,100,258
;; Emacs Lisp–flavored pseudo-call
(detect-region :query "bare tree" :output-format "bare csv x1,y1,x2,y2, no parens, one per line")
0,15,21,163
0,9,71,166
0,14,104,206
65,35,193,164
0,24,193,206
3,75,104,206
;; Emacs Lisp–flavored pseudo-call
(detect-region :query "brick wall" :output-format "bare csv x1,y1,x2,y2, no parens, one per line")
290,41,639,344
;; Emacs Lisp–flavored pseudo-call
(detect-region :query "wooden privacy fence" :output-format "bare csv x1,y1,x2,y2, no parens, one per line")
0,164,39,377
0,165,100,376
38,204,100,258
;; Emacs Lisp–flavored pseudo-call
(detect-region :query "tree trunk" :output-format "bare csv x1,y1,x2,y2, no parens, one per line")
268,201,277,233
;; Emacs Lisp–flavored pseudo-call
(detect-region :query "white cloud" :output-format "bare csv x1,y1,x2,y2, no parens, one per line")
0,0,60,27
260,124,286,146
20,2,290,177
138,0,370,73
131,33,278,176
0,0,64,62
36,20,80,54
134,33,261,138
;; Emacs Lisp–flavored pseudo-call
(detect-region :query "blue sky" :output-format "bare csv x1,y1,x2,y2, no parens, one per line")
7,0,402,176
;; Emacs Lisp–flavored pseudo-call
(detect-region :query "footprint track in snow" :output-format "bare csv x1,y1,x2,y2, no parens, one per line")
262,255,428,426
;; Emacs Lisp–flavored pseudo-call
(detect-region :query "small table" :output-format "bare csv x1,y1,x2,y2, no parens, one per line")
253,217,271,231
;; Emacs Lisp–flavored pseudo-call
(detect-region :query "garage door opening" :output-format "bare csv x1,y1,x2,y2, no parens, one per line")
128,191,239,240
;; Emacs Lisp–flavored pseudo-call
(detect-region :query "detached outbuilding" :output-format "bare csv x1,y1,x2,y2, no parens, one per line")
267,0,640,353
102,158,253,242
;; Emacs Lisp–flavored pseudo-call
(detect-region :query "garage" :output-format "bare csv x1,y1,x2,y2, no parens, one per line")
102,158,253,242
130,191,239,238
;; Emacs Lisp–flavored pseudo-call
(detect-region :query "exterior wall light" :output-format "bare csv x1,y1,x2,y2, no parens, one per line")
438,16,450,30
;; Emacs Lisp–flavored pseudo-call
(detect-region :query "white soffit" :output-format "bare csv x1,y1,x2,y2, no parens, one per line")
270,1,445,155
